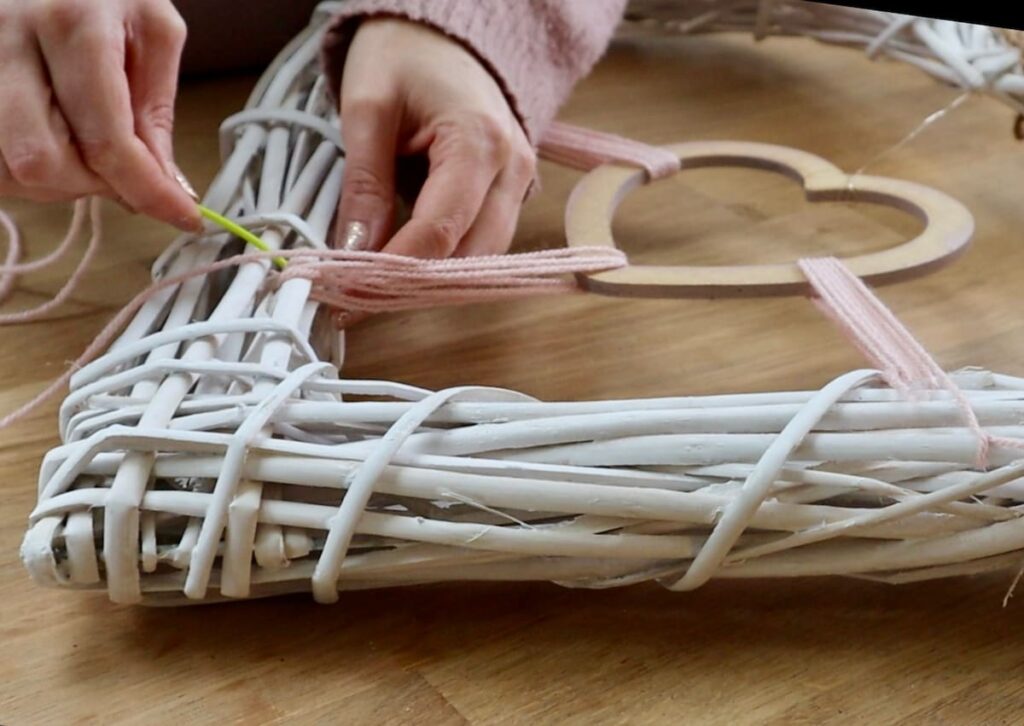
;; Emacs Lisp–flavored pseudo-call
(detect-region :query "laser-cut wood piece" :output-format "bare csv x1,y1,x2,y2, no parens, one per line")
565,141,974,298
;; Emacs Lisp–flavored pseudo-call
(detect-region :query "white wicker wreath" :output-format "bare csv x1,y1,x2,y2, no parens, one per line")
629,0,1024,115
20,1,1024,605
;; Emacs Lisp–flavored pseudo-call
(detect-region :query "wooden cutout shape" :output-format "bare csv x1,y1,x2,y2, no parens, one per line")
564,141,975,298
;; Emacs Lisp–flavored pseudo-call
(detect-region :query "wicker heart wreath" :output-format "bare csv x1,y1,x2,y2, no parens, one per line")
19,2,1024,605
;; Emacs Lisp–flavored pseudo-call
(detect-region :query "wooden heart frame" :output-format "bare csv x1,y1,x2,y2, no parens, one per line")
565,141,975,298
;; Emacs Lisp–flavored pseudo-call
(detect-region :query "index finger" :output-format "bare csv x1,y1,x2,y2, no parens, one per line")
382,128,503,258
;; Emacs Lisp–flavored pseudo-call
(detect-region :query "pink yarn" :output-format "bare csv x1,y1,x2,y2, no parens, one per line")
0,199,104,428
0,199,101,325
539,121,681,180
799,256,1024,468
281,246,627,313
0,239,626,430
798,257,941,391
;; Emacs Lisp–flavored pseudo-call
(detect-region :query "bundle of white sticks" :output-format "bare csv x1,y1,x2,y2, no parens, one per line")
628,0,1024,115
20,2,1024,605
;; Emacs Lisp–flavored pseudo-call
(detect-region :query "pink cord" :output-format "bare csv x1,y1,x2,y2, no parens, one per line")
0,122,669,431
0,199,105,428
799,256,1024,468
0,199,100,325
539,122,681,180
281,246,627,314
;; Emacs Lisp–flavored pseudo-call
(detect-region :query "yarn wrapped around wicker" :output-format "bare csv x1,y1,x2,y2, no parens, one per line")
20,2,1024,605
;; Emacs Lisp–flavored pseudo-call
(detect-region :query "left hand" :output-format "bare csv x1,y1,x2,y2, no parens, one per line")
335,18,537,258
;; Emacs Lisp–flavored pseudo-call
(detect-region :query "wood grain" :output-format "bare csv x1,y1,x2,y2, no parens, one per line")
4,30,1024,724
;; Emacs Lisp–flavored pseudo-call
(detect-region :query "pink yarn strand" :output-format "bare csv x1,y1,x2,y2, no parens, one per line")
0,199,101,325
0,198,103,428
0,208,21,303
799,256,1024,468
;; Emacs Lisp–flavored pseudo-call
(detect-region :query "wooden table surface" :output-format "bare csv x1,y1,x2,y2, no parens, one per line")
4,28,1024,725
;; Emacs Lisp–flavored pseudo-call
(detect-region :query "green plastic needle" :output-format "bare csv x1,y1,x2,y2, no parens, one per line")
198,205,287,269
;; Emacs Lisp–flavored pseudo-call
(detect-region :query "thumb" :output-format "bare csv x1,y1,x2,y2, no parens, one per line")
336,98,399,250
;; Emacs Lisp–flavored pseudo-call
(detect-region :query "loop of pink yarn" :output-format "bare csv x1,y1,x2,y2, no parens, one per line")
0,199,99,325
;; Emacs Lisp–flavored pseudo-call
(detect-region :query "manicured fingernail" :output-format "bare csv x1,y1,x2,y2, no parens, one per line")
341,221,369,251
180,214,203,233
172,165,199,201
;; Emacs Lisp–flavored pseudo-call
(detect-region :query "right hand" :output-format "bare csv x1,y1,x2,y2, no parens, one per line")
0,0,200,230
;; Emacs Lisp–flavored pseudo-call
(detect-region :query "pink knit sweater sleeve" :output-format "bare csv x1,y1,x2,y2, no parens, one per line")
321,0,628,143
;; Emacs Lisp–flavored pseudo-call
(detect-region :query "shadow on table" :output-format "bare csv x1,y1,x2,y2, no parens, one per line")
104,574,1024,672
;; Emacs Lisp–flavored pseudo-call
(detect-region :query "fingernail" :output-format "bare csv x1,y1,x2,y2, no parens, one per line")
180,214,203,233
341,221,370,251
172,165,199,201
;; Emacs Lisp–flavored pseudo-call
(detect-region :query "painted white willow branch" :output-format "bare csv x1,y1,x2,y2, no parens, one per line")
627,0,1024,114
19,2,1024,605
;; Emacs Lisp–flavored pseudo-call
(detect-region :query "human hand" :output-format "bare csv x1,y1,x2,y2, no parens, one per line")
0,0,200,230
336,18,536,257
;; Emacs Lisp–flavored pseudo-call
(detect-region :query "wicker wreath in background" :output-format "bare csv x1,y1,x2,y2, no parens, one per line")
20,1,1024,605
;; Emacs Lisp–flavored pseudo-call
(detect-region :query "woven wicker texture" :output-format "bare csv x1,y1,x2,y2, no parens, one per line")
21,1,1024,604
